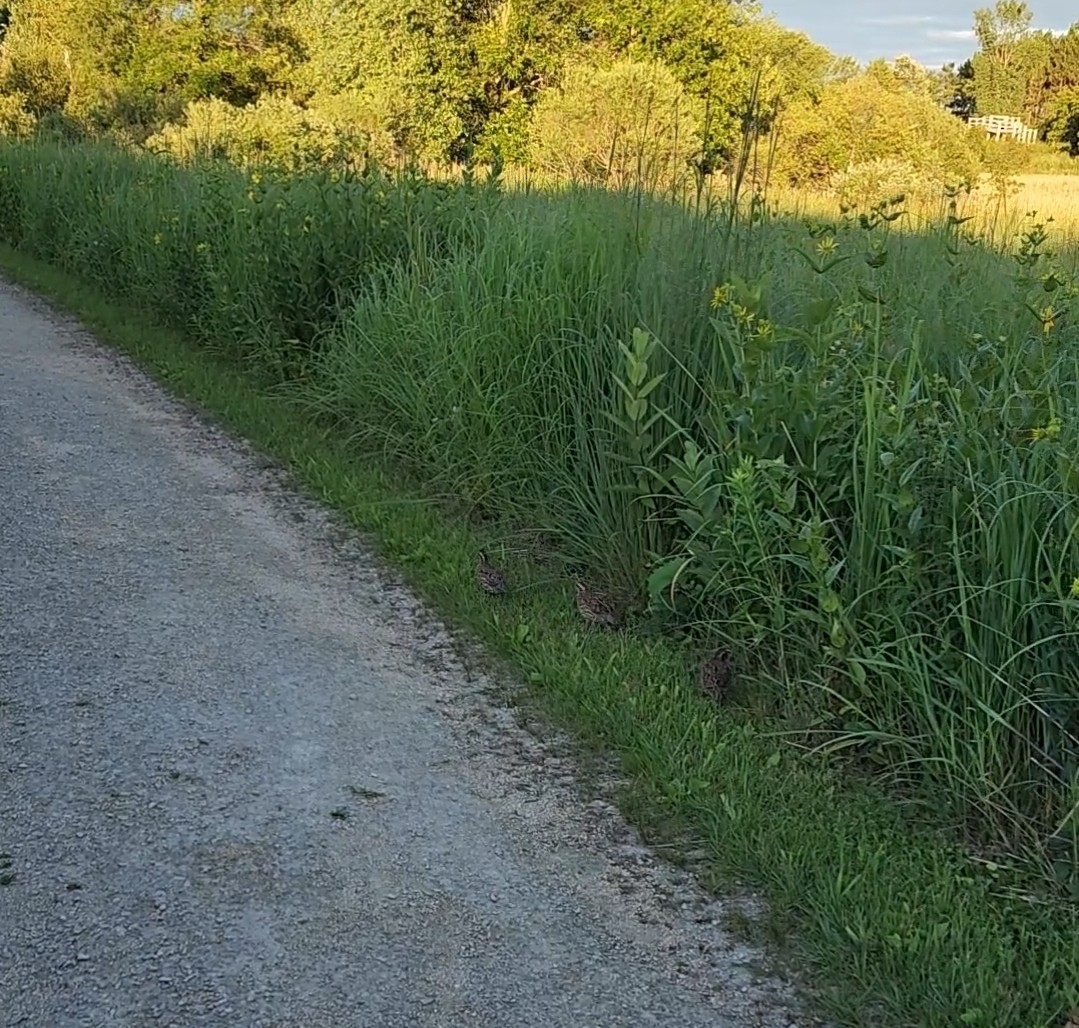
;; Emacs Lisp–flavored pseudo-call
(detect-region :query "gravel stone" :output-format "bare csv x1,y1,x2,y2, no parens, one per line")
0,279,827,1027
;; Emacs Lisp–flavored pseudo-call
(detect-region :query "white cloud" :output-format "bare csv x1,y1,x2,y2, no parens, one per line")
860,15,937,26
925,28,976,41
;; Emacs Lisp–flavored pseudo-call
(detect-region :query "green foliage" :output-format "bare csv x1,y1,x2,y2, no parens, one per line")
1,136,1078,1026
970,2,1040,116
281,0,589,164
527,58,702,189
1039,27,1079,152
0,0,303,133
119,0,302,119
776,70,983,189
0,90,35,136
1045,86,1079,155
5,0,1076,176
145,95,365,172
5,138,1076,881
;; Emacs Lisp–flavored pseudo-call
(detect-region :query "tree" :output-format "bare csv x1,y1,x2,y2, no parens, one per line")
943,59,977,118
121,0,303,118
576,0,756,164
280,0,590,163
1039,23,1079,151
0,0,303,131
969,1,1048,117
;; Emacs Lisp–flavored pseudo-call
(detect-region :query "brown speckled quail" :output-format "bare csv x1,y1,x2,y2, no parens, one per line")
477,551,508,595
573,580,623,628
698,649,735,701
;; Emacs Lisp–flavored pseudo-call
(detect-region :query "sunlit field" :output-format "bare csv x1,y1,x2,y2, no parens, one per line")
759,172,1079,253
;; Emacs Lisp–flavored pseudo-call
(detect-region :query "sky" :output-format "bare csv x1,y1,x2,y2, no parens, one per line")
762,1,1076,67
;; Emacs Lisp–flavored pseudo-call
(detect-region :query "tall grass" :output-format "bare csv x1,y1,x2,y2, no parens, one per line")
1,139,1077,883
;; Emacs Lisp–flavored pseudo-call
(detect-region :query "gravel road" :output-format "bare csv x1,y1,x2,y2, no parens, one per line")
0,279,815,1028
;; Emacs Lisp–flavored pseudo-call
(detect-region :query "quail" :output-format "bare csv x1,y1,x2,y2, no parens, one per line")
477,551,508,595
573,580,623,628
698,648,735,701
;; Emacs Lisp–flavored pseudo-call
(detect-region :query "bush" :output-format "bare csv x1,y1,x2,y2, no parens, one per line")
830,157,931,208
527,59,702,191
777,71,983,188
0,92,36,138
145,95,367,172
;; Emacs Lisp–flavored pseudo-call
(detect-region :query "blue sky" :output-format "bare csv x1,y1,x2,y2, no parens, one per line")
762,2,1076,67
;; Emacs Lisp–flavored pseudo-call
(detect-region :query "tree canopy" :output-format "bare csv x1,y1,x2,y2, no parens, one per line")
0,0,1077,171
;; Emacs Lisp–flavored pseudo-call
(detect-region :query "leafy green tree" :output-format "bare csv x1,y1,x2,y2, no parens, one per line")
0,0,130,117
969,1,1049,118
0,0,302,132
121,0,303,117
941,59,977,118
1039,24,1079,151
281,0,589,163
576,0,756,164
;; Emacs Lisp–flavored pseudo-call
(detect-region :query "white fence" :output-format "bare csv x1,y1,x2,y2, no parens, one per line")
968,114,1038,144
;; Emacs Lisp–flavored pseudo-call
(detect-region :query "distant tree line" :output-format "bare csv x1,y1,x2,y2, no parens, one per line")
0,0,1075,179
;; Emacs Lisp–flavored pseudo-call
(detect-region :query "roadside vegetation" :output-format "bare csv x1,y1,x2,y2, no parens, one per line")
0,0,1078,1025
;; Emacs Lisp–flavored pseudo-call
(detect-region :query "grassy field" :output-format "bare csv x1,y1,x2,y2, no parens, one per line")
0,138,1077,1027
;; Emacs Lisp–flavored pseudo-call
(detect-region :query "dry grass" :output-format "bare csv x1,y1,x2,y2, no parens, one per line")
492,161,1079,253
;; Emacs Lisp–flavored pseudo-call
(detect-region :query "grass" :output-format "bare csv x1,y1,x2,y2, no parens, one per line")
0,137,1077,1027
770,171,1079,250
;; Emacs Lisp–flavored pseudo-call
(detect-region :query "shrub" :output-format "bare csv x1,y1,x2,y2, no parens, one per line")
0,92,36,137
777,71,983,188
145,95,367,172
527,59,702,191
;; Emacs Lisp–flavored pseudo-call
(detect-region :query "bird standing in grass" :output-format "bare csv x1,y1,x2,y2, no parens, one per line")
698,649,735,702
573,580,623,628
477,551,508,596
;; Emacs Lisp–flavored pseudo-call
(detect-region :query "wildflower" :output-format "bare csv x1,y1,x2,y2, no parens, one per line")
1039,306,1057,335
816,235,838,258
152,233,162,245
710,284,730,309
1029,415,1062,442
730,302,755,328
754,319,775,341
1070,575,1079,599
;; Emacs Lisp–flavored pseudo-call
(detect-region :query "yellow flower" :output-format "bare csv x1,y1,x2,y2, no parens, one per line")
1029,415,1062,442
816,235,838,257
152,233,162,245
1040,306,1056,335
1070,575,1079,599
754,319,775,341
730,302,755,327
710,284,730,309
